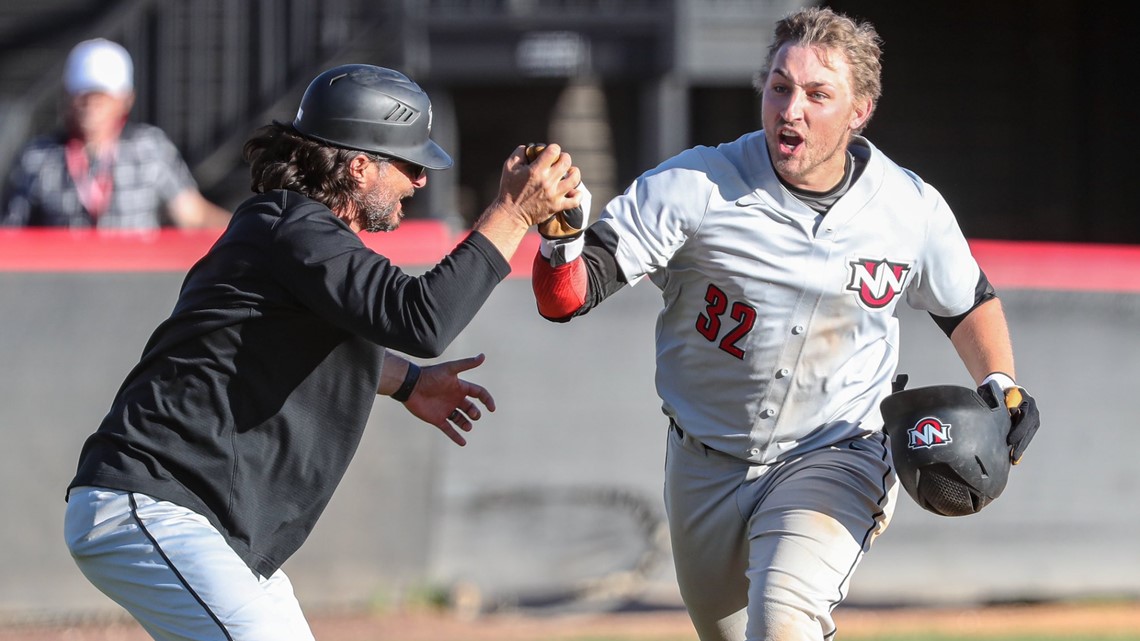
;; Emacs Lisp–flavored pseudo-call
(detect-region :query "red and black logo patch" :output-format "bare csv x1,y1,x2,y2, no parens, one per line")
907,417,952,449
846,258,912,310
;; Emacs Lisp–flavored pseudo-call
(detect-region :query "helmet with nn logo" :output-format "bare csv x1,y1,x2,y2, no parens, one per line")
291,64,452,170
880,381,1012,517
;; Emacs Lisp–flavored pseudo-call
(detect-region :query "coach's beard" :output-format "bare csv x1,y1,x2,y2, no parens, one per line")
363,208,394,233
355,187,401,233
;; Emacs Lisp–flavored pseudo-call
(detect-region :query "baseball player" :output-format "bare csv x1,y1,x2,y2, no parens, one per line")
531,8,1040,641
64,64,583,641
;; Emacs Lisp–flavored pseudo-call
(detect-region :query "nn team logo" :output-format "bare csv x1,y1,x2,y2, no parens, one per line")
907,417,952,449
846,258,912,310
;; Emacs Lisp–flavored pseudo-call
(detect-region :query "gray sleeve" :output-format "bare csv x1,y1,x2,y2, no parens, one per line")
2,150,34,226
146,128,198,203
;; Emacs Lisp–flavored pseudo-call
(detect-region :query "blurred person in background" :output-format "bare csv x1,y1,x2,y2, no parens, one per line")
1,38,230,229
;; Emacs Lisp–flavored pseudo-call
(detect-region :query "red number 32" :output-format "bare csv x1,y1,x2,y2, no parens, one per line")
694,283,756,360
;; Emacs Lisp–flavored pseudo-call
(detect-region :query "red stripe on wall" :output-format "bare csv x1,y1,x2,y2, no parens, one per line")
0,223,456,273
968,239,1140,293
1,228,1137,293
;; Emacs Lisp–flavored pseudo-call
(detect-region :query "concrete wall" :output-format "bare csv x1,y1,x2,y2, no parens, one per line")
2,232,1138,623
0,272,444,620
430,284,1140,609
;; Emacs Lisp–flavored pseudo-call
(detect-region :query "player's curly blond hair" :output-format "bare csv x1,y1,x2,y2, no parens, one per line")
754,7,883,134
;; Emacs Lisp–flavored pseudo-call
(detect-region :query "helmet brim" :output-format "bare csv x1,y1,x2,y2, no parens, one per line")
395,139,453,171
276,120,454,171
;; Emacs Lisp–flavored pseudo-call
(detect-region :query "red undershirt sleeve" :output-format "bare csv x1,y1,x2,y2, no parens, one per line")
532,252,587,320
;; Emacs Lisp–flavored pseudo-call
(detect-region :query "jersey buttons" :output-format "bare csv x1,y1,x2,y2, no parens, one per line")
749,448,761,457
776,368,790,378
791,325,805,335
760,408,776,419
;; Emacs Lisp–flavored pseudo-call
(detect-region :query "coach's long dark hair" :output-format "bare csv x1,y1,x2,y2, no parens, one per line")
243,122,362,213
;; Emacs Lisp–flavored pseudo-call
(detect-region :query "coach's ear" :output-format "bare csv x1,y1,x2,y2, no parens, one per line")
348,153,374,186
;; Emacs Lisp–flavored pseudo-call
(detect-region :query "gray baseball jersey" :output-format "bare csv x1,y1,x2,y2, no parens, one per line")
597,132,980,463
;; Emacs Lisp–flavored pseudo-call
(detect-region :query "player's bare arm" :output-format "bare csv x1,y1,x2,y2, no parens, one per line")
947,297,1015,384
946,297,1040,463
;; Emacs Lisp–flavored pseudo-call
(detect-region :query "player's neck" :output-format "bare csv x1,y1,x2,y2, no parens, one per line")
780,151,853,198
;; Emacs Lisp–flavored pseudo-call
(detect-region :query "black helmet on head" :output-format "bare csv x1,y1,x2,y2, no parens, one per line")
880,381,1012,517
291,64,452,170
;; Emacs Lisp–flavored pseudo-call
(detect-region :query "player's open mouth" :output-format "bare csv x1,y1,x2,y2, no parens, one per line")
778,131,804,154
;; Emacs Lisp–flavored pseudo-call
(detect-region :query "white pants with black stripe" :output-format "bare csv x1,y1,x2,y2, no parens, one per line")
665,426,899,641
64,486,315,641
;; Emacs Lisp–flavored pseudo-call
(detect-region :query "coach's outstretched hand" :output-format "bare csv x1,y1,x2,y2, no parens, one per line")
403,354,496,447
470,144,582,264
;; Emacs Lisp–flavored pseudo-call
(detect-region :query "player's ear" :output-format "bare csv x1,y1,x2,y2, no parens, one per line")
850,96,873,131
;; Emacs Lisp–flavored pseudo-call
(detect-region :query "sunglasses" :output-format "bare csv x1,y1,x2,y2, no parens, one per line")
370,154,426,181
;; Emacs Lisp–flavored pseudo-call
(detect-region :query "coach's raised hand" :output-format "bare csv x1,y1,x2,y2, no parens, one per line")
472,143,583,261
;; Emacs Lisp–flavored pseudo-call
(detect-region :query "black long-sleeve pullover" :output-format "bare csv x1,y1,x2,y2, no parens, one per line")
69,190,509,576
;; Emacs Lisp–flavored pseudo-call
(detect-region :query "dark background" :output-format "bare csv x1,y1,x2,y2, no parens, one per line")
820,1,1140,243
2,1,1136,244
442,1,1140,244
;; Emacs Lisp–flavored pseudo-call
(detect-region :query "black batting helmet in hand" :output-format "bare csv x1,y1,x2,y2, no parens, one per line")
291,64,452,170
881,381,1012,517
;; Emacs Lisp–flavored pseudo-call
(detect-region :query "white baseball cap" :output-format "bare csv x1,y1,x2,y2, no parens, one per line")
63,38,134,96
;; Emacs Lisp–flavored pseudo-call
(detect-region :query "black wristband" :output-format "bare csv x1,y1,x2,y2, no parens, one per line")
391,362,421,402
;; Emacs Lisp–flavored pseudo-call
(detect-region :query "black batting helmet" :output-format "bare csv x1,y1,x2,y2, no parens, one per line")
291,64,452,170
880,381,1012,517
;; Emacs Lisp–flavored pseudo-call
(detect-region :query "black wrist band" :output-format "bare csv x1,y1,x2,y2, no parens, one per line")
391,363,420,402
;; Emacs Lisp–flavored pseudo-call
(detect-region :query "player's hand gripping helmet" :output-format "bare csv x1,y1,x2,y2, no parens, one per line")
880,380,1012,517
291,64,452,170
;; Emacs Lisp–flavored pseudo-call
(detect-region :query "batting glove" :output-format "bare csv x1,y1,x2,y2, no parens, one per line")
979,372,1041,465
538,181,592,267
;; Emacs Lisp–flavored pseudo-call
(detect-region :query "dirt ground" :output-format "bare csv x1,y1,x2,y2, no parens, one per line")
2,602,1139,641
